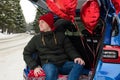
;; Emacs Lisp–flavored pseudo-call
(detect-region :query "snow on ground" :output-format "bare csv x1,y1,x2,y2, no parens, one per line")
0,33,19,39
0,33,33,80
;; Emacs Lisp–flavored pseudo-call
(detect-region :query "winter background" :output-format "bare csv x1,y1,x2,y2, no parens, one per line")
0,0,35,80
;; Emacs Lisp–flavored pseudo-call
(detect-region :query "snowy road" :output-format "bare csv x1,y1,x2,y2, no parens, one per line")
0,33,33,80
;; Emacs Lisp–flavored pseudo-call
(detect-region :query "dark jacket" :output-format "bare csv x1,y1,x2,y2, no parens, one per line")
54,19,77,32
23,31,81,69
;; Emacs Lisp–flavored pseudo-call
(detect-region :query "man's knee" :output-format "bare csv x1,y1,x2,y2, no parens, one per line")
42,63,58,79
73,63,83,69
42,63,58,74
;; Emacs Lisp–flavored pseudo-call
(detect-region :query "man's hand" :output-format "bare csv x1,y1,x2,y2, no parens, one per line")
34,66,44,77
74,58,85,65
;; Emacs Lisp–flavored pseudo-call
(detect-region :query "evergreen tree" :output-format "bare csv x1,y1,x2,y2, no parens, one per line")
0,0,26,33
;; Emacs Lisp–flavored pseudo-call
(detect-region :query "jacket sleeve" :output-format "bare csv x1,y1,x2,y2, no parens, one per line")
63,36,81,60
23,36,38,69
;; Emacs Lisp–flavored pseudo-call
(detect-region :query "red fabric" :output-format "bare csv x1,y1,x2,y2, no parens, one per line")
111,0,120,14
80,0,100,34
28,70,46,77
46,0,77,22
38,12,55,31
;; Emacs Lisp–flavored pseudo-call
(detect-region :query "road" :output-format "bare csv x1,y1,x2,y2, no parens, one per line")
0,33,33,80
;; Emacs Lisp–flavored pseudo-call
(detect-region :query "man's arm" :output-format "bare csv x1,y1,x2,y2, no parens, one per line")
63,36,85,65
23,36,38,69
63,36,81,60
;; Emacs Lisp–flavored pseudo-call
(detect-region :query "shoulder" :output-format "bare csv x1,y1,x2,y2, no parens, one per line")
54,31,65,37
54,31,66,41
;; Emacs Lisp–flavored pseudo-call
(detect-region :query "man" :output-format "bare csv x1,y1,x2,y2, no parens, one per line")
23,12,85,80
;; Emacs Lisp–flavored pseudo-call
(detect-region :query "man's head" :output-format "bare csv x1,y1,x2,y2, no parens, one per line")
38,12,55,32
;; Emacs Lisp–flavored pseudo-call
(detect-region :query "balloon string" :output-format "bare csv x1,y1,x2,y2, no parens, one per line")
72,21,83,36
93,19,105,67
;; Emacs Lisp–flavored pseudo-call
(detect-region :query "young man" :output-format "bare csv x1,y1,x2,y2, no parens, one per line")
23,12,85,80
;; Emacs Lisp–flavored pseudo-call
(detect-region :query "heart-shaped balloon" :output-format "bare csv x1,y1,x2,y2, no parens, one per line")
46,0,77,22
54,0,66,13
111,0,120,15
64,0,77,16
80,0,100,34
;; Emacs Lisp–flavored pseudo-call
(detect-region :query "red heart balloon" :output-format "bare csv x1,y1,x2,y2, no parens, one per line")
80,0,100,34
111,0,120,15
46,0,77,22
64,0,77,22
54,0,67,13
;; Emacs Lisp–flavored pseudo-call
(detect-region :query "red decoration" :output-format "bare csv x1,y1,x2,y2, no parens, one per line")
80,0,100,34
111,0,120,15
28,70,34,77
28,70,46,77
46,0,77,22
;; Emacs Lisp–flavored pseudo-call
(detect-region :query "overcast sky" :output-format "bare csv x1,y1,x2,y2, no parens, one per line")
20,0,37,23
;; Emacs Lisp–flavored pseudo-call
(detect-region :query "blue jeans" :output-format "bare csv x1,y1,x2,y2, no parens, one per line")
42,61,83,80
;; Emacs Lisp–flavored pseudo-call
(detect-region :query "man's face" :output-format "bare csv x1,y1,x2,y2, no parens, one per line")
39,20,51,32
